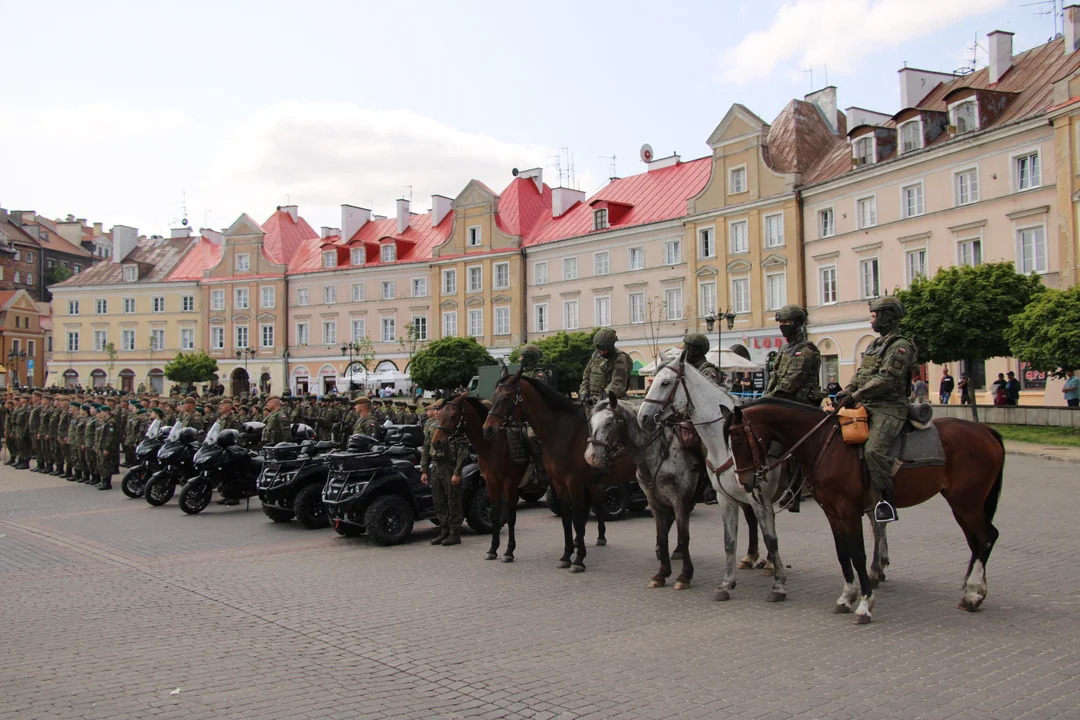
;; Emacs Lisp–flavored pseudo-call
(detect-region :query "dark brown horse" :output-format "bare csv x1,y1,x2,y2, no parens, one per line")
483,370,637,572
725,398,1004,624
431,394,529,562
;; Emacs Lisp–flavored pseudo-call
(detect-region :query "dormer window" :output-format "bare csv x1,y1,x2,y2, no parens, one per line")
952,100,977,134
351,247,363,265
322,251,336,269
381,244,396,263
467,226,482,247
899,120,922,154
853,137,874,166
593,209,609,231
235,253,250,272
123,265,137,283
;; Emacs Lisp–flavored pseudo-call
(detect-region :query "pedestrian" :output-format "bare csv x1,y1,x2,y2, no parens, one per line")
912,373,929,404
939,368,955,405
825,376,843,400
420,399,469,546
1063,370,1079,408
1005,371,1021,406
958,373,971,405
990,373,1008,406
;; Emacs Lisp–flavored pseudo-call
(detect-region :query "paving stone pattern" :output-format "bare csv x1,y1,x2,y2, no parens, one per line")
2,457,1079,719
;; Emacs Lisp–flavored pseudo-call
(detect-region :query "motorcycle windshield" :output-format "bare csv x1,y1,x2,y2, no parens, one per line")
204,422,221,447
193,444,223,469
167,421,182,442
145,419,161,438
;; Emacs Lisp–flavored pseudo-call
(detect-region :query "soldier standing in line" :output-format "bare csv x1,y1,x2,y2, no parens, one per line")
13,395,31,469
52,397,69,476
28,392,44,472
420,399,469,547
82,404,99,486
67,404,84,482
214,398,242,432
178,397,204,433
350,397,378,437
39,394,55,474
260,395,290,446
3,399,14,465
95,405,119,490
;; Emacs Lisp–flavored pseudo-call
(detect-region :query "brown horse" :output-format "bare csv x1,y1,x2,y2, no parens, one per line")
483,370,637,572
725,398,1004,624
431,393,529,562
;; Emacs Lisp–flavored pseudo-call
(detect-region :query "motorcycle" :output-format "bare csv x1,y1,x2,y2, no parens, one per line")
178,422,265,515
143,421,200,507
121,419,169,498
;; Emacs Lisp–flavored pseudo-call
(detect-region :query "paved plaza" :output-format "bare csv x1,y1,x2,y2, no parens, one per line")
1,456,1079,720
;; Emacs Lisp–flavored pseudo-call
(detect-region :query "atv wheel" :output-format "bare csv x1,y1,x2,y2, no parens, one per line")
465,490,493,535
293,483,329,529
179,481,213,515
121,467,148,498
144,475,175,506
600,485,630,521
262,505,294,523
363,494,415,546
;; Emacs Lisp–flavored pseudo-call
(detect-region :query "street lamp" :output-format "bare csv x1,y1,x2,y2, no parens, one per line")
235,347,256,394
8,349,27,388
705,307,736,354
341,341,366,396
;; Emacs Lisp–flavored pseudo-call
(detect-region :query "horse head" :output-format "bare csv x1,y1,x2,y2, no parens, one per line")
483,366,522,441
723,404,773,492
638,356,687,429
431,393,467,452
585,392,624,470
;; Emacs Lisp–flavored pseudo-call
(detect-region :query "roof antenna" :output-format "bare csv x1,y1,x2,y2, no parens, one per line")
170,191,189,228
824,64,828,87
403,185,413,202
598,154,617,180
803,67,813,92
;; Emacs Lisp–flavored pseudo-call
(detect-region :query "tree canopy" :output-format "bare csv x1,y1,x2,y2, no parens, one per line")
163,351,219,384
408,337,495,392
1006,284,1080,374
508,329,598,393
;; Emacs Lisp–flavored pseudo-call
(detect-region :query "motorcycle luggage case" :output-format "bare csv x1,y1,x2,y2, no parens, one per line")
332,452,392,472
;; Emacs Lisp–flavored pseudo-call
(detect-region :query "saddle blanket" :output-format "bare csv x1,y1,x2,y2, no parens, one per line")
888,422,945,468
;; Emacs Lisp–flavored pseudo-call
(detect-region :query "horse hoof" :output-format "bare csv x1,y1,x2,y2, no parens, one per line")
485,552,497,561
834,603,852,614
596,538,607,547
766,591,786,603
754,559,768,570
569,564,586,574
957,597,983,612
854,613,873,625
557,560,571,569
674,581,690,590
737,560,753,570
501,555,514,563
648,579,665,589
713,589,731,601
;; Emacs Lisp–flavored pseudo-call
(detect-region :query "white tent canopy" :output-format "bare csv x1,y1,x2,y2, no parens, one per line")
638,346,763,376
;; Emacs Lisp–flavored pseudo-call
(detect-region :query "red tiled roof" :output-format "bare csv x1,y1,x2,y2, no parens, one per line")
766,100,846,174
495,177,552,237
262,209,319,265
19,220,92,258
167,237,224,281
288,210,453,274
525,157,712,246
0,291,17,307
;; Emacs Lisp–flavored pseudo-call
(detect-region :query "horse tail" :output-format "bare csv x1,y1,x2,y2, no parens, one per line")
984,426,1005,523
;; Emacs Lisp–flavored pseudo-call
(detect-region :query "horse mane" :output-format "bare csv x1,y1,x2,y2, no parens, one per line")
462,396,490,420
722,396,826,443
520,376,580,415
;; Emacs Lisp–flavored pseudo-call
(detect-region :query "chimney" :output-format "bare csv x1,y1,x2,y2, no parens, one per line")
805,86,840,134
93,222,103,235
552,187,585,218
988,31,1014,84
169,227,192,239
516,167,543,192
431,195,453,226
898,67,956,108
321,226,332,239
647,154,681,171
341,204,371,242
201,228,224,246
396,198,410,234
280,205,299,222
111,225,139,263
1067,5,1080,55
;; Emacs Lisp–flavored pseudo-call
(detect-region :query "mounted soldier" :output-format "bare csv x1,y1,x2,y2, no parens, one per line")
507,344,549,468
578,329,631,405
683,333,720,384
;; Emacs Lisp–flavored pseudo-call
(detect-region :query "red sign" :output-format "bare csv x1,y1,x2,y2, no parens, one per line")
745,336,787,350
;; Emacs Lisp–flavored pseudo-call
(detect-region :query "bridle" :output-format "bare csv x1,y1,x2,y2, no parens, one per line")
641,360,728,428
586,402,666,484
486,384,523,430
435,398,467,441
729,409,839,498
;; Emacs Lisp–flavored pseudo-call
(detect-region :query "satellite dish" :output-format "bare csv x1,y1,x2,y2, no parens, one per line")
640,144,654,163
181,218,189,226
512,168,520,176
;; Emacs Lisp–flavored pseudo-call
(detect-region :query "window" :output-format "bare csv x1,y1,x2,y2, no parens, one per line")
594,252,609,276
629,292,645,324
952,100,977,134
296,323,309,346
47,258,54,269
153,296,166,313
467,226,482,247
628,247,645,271
296,288,309,306
958,235,982,267
14,271,20,284
956,168,979,205
854,137,874,166
664,239,681,265
234,325,248,349
730,166,747,193
324,286,337,304
765,273,786,311
73,264,81,274
381,281,395,300
595,296,611,327
26,252,32,263
1016,152,1040,191
443,311,457,337
353,283,366,302
495,306,510,335
468,309,483,337
563,257,578,280
68,300,80,315
563,299,579,329
123,266,137,282
351,319,366,341
493,262,509,290
151,328,165,351
856,196,877,229
900,120,921,153
819,266,838,305
699,281,717,317
412,316,428,340
93,330,107,352
819,208,834,238
731,278,750,314
902,183,924,219
442,269,457,294
323,251,337,268
206,290,222,311
381,244,396,263
730,220,748,254
906,248,927,286
181,328,195,350
235,253,250,272
698,227,715,258
1018,226,1047,274
468,266,483,292
211,326,224,350
122,329,136,351
664,287,682,320
235,288,249,309
593,209,609,231
260,287,274,309
178,295,193,312
13,249,20,261
534,262,548,285
412,278,427,297
260,324,274,348
381,317,396,343
764,214,784,248
535,303,549,332
14,317,19,329
351,247,363,266
26,273,32,285
67,331,79,352
323,321,337,345
860,258,880,299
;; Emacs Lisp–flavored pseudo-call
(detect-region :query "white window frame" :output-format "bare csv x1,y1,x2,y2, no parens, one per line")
698,281,717,317
235,253,250,272
467,226,482,247
901,181,925,219
322,320,337,346
93,329,107,352
151,328,166,352
853,136,875,166
467,308,483,338
234,288,249,310
534,303,549,332
95,298,107,314
859,257,881,299
210,289,224,311
180,327,195,351
351,318,366,341
494,306,510,336
351,247,364,266
818,207,835,239
534,261,548,285
442,268,457,295
493,262,510,290
629,292,645,325
210,326,225,350
324,286,336,305
234,325,248,349
122,328,136,352
899,118,922,154
957,233,983,267
152,296,166,313
563,299,579,330
352,282,366,302
562,256,578,280
765,272,786,311
764,213,784,248
628,246,645,271
295,322,309,346
856,195,877,229
593,209,609,231
68,299,80,315
729,219,749,254
182,295,195,312
731,277,750,315
381,281,395,300
323,251,337,269
380,244,396,263
67,331,79,352
260,323,274,348
260,287,274,309
1017,223,1048,275
380,317,396,343
412,315,428,341
594,296,611,327
123,265,137,283
123,297,136,314
411,277,427,298
296,288,309,306
664,287,683,321
1013,150,1041,192
442,311,457,338
698,226,716,259
729,164,747,194
954,166,980,206
663,239,681,266
905,247,928,287
949,98,978,134
594,252,610,276
819,265,838,305
467,265,483,292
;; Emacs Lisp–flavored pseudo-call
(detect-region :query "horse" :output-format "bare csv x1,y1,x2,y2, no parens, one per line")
586,393,699,590
724,398,1005,624
431,393,528,562
483,369,638,573
638,358,790,602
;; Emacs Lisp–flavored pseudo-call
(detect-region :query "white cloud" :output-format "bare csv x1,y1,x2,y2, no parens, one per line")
202,102,554,229
719,0,1007,85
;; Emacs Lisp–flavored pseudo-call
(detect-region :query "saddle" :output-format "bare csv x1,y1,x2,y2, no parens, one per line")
888,405,945,468
674,421,701,453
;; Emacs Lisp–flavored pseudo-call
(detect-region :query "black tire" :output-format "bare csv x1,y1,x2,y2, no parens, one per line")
465,490,493,535
363,494,414,546
121,467,147,498
144,474,175,506
293,483,330,529
179,481,213,515
262,505,294,523
600,485,630,521
520,489,546,505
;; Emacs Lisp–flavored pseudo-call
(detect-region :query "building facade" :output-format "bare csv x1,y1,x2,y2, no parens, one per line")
0,290,48,388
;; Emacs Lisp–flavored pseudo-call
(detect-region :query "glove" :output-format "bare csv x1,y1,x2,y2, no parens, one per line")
834,391,855,409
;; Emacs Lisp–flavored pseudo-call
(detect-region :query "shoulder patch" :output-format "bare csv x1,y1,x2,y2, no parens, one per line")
795,352,802,357
897,347,906,354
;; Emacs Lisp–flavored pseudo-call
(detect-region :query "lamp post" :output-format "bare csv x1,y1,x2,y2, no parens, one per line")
704,306,736,356
235,347,256,394
8,349,27,388
341,341,365,396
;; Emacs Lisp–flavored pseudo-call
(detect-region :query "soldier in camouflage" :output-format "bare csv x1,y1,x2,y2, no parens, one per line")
579,328,632,405
13,395,31,469
350,397,378,437
835,297,916,523
50,397,68,476
95,405,120,490
67,404,84,482
683,333,720,384
420,399,469,547
28,393,44,472
260,396,290,446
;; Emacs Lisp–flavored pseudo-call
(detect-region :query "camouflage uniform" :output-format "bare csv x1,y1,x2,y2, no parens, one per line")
28,397,43,470
578,328,632,402
95,411,120,489
13,401,31,468
420,413,469,545
765,305,823,406
261,401,290,446
67,408,84,481
55,403,71,477
683,333,720,385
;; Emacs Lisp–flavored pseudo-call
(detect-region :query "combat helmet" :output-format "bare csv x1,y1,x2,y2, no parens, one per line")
519,344,542,363
682,332,710,358
593,328,619,351
869,296,904,333
775,304,808,340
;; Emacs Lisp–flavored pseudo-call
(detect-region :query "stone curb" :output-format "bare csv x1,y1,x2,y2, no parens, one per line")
1005,449,1080,465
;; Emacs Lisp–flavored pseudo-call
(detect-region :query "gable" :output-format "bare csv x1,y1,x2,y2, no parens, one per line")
224,213,265,239
706,104,769,148
452,180,498,209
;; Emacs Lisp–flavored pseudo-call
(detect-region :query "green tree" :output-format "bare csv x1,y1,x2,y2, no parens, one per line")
1005,284,1080,375
508,329,598,394
409,337,494,393
45,264,73,286
163,350,219,388
896,262,1044,422
104,342,118,384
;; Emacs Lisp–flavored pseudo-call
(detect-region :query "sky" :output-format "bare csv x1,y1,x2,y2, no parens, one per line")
0,0,1062,236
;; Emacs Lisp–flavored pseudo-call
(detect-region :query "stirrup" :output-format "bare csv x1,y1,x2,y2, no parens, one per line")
874,500,898,523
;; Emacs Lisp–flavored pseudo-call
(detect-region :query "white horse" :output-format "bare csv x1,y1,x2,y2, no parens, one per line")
638,358,790,602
